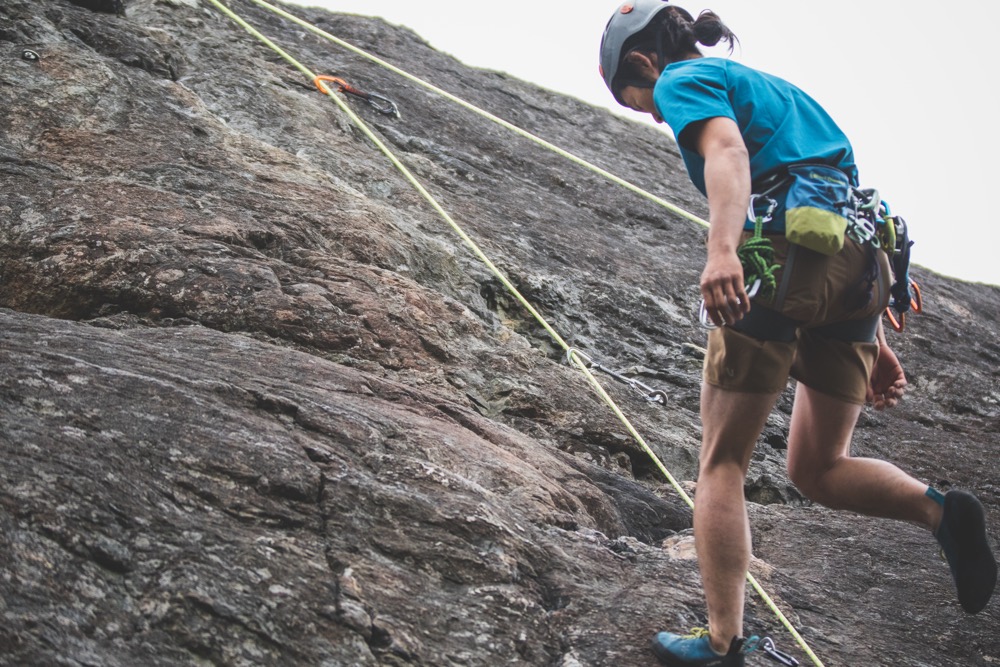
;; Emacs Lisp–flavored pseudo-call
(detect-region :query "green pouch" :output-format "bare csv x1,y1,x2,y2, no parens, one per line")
783,165,853,256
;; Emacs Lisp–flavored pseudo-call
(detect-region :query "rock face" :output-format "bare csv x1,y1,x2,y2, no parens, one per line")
1,1,998,665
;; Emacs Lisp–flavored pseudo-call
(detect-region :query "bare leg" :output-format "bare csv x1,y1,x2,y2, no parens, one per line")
696,382,781,653
785,382,942,530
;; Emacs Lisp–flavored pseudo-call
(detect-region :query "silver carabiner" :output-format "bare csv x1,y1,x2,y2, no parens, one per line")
760,637,799,666
645,390,668,405
366,93,400,118
848,214,878,245
565,347,593,367
698,299,717,329
698,279,760,329
747,194,778,226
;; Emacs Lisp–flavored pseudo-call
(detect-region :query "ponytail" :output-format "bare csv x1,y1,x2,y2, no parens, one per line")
691,10,738,52
651,6,737,61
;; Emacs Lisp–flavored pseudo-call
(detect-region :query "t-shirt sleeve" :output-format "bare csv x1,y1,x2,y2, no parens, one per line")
653,62,736,152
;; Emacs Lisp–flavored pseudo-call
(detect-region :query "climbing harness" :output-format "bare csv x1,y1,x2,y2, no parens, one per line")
313,74,399,118
202,2,831,664
735,172,923,333
565,348,668,406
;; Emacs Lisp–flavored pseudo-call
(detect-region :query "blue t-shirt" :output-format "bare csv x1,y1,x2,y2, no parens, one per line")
653,58,858,195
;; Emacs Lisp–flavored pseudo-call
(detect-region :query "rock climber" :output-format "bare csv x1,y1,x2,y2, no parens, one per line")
598,2,997,664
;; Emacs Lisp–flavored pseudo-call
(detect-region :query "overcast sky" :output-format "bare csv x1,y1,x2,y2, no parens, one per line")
283,0,999,288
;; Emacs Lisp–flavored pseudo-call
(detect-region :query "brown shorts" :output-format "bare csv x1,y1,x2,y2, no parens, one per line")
703,235,892,404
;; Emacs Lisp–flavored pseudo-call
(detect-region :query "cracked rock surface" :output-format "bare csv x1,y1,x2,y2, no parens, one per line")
1,1,999,665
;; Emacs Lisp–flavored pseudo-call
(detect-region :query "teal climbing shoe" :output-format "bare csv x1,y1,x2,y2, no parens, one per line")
931,488,997,614
650,628,747,667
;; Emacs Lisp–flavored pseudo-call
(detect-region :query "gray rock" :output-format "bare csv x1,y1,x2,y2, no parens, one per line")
1,0,999,665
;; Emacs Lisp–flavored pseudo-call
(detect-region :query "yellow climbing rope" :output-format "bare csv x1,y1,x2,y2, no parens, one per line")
202,2,824,665
238,0,710,231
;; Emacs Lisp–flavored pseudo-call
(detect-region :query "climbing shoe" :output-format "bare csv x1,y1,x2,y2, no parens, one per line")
930,488,998,614
651,628,749,667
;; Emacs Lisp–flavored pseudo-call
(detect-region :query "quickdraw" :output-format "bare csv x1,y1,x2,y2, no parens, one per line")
565,348,668,406
313,74,400,118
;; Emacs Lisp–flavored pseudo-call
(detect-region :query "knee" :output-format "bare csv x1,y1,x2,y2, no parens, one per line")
699,432,757,475
787,458,837,506
699,447,753,478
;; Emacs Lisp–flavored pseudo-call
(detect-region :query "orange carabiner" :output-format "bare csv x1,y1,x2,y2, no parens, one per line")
313,74,349,95
909,280,923,314
885,308,905,333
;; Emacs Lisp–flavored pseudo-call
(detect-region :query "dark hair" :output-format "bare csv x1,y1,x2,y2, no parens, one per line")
621,6,737,72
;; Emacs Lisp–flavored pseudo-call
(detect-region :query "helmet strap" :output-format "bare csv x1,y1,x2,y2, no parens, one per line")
613,77,655,105
617,78,655,90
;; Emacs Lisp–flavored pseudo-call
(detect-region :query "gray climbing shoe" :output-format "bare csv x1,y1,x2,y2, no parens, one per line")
931,488,997,614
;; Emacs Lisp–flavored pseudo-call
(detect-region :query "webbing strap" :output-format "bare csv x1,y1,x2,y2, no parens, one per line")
202,2,824,665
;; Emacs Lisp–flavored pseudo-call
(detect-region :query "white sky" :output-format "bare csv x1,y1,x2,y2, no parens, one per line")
285,0,999,287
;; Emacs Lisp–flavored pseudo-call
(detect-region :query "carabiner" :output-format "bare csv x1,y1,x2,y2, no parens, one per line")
856,187,881,212
747,194,778,226
848,214,878,246
698,278,760,329
885,307,905,332
760,637,799,666
646,390,668,405
565,347,593,367
909,279,923,314
365,92,400,118
885,278,922,333
698,299,715,329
